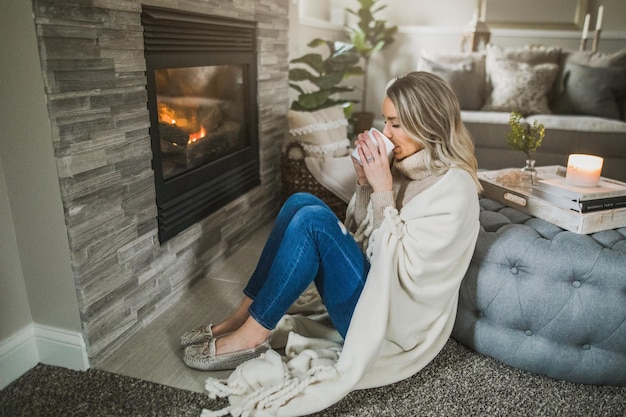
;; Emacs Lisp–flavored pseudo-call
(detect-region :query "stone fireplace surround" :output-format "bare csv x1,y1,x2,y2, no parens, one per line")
32,0,289,365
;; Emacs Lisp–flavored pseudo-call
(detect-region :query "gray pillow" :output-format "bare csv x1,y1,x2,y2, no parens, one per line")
418,57,484,110
552,62,626,120
562,49,626,67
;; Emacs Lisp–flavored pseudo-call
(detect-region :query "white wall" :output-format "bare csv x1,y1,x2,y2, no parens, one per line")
293,0,626,122
0,0,86,389
0,155,33,342
301,0,477,27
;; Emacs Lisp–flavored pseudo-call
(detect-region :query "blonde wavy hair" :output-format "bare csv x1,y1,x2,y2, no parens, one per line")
386,71,482,191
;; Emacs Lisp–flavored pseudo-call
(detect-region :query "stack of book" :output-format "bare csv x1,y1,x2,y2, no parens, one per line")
533,171,626,213
478,166,626,234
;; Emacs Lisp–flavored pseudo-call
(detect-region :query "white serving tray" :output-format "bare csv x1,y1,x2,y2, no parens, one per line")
478,166,626,234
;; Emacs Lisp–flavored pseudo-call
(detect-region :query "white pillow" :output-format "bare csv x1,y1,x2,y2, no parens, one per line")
486,44,561,66
287,105,349,157
482,59,558,116
485,44,562,99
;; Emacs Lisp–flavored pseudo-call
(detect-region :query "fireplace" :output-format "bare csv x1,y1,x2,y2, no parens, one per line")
31,0,288,363
142,6,259,242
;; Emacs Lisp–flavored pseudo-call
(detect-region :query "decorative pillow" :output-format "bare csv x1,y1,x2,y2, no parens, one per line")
561,49,626,68
486,44,562,66
551,49,626,120
551,62,626,120
287,105,350,157
418,51,486,110
482,59,559,116
486,44,562,98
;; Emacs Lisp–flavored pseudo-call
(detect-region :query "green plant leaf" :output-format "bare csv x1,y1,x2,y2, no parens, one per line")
288,83,306,95
288,36,363,112
343,0,397,112
313,73,344,90
290,54,324,74
288,68,315,82
294,91,336,110
344,67,365,77
328,86,355,94
307,38,328,48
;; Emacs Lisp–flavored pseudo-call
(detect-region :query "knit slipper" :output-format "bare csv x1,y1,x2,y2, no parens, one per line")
180,324,215,347
183,337,271,371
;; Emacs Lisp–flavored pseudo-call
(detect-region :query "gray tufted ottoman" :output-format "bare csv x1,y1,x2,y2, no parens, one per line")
452,197,626,386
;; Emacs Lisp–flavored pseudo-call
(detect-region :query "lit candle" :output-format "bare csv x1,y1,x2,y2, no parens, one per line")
565,154,604,187
596,6,604,30
582,13,590,39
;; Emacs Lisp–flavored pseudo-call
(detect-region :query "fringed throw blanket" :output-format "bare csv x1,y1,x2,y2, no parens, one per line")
201,168,480,417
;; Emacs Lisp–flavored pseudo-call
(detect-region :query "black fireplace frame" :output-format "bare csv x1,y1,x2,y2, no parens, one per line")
142,6,259,242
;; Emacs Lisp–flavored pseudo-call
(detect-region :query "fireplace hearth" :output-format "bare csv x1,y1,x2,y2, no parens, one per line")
142,6,259,242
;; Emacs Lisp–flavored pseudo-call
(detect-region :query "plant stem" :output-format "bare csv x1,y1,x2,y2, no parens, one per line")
361,56,370,112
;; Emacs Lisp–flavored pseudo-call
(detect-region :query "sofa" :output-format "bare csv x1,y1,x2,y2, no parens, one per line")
418,45,626,182
453,197,626,386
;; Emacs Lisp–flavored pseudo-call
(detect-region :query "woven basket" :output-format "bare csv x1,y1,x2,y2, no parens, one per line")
280,142,348,220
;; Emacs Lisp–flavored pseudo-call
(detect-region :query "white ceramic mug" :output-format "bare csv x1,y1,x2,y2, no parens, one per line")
352,128,394,164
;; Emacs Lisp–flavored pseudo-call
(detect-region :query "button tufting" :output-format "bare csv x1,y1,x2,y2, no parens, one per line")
582,344,591,350
510,267,519,274
525,330,533,336
572,280,581,288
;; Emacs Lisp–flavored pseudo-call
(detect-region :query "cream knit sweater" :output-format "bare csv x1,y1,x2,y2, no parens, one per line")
202,152,480,417
349,150,445,253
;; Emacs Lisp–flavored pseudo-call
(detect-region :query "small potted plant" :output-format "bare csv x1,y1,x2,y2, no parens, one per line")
345,0,397,133
506,111,545,186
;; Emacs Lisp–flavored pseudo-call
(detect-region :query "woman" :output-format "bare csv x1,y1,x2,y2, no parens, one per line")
184,72,482,416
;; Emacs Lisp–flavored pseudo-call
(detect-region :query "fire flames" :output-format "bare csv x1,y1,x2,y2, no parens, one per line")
188,126,207,144
158,106,206,145
159,111,176,126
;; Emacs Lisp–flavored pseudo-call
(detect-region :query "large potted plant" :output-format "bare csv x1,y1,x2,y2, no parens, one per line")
285,39,363,219
346,0,397,133
289,38,363,114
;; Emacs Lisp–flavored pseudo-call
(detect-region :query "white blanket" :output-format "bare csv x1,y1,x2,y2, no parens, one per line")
202,168,480,417
304,155,356,203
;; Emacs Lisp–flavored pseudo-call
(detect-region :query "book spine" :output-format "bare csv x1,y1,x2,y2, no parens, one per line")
579,190,626,201
535,182,626,202
531,188,579,211
531,188,626,213
579,196,626,213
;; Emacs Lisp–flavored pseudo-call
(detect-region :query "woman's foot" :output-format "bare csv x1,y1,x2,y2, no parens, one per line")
180,324,215,347
182,316,272,371
180,296,254,347
183,334,271,371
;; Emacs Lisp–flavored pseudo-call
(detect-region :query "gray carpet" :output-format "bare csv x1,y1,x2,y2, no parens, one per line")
1,339,624,417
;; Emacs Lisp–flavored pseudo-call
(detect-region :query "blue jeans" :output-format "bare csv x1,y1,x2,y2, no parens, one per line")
244,193,370,338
